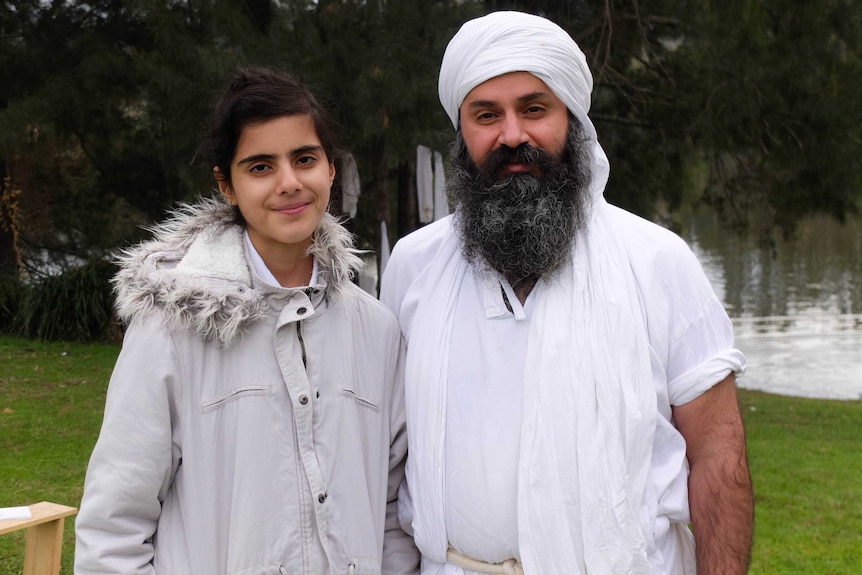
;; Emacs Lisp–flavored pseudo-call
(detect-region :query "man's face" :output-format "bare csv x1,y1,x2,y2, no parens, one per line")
458,71,570,173
447,114,592,291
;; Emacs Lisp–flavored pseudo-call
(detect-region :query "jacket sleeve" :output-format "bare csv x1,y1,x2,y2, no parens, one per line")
75,315,182,574
382,336,420,575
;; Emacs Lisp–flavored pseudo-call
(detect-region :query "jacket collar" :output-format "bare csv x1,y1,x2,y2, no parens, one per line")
112,197,363,346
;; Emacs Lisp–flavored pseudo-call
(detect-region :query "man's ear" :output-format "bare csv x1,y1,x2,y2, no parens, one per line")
213,167,233,205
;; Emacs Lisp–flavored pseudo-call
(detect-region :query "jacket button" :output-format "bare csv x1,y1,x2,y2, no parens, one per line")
318,493,327,504
299,395,309,405
297,307,307,315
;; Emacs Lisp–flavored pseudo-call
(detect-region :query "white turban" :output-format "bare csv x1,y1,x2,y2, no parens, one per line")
438,11,596,139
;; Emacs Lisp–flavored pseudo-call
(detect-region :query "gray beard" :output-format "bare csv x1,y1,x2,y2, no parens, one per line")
447,119,592,291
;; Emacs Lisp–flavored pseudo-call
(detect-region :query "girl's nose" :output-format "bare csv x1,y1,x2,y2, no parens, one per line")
278,166,302,194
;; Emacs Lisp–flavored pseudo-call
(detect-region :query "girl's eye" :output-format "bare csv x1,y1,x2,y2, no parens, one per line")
249,164,270,174
296,155,316,166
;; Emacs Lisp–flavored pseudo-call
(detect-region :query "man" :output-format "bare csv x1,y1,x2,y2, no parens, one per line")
380,10,753,575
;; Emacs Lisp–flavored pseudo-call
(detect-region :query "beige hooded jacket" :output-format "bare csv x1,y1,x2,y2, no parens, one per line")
75,198,419,575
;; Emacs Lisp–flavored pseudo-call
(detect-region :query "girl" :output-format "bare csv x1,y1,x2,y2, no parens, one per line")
75,68,418,575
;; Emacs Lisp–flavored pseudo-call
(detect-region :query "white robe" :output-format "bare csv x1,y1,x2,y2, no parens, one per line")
380,150,745,574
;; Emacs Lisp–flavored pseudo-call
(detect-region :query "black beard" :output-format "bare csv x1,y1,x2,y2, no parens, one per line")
447,119,592,291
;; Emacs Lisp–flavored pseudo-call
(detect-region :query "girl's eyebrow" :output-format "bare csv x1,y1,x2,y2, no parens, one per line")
292,145,324,156
235,153,275,166
235,145,324,166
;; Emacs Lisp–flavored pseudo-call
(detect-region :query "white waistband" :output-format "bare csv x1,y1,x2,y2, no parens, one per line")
446,548,524,575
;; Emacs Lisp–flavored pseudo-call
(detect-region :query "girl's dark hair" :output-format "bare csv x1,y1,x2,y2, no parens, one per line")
202,67,338,184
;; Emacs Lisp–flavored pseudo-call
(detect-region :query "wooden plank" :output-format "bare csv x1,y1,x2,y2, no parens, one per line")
0,502,77,536
23,518,66,575
0,502,78,575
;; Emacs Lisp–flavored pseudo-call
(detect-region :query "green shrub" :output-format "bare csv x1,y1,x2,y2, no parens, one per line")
0,269,22,333
16,259,119,342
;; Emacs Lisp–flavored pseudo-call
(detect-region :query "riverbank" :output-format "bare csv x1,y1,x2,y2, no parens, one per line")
1,336,860,573
684,211,862,402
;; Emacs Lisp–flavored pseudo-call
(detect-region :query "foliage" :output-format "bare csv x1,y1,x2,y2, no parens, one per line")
15,259,119,342
0,267,22,331
0,0,859,268
677,0,862,241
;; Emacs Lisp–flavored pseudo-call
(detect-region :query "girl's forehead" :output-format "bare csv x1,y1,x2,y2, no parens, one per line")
235,115,321,154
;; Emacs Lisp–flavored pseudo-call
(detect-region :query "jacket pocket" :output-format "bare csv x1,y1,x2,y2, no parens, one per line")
201,384,273,413
340,387,381,412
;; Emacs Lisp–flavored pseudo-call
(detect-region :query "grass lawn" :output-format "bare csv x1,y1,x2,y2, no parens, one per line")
1,335,860,573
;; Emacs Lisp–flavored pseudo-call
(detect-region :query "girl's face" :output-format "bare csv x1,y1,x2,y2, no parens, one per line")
218,114,334,264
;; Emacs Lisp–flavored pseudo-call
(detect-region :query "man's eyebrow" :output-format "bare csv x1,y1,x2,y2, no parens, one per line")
466,99,498,109
517,91,552,103
466,92,553,109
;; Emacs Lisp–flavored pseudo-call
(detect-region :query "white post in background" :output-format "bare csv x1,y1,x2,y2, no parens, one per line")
340,153,360,219
432,151,448,221
416,144,434,223
379,219,391,276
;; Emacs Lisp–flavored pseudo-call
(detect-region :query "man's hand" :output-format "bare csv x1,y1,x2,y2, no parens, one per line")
673,373,754,575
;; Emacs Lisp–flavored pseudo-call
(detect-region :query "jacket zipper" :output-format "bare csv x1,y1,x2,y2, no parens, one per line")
296,321,307,370
293,399,310,572
294,318,310,571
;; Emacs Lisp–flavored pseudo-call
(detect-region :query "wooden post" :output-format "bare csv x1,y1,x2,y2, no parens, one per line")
0,502,78,575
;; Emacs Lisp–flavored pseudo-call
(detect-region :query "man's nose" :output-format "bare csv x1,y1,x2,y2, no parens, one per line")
496,115,529,149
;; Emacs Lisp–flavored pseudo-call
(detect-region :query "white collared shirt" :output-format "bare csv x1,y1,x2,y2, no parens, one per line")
243,230,318,288
444,270,539,562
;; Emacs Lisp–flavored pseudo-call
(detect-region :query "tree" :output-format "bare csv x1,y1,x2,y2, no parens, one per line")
1,0,858,280
679,0,861,241
476,1,861,241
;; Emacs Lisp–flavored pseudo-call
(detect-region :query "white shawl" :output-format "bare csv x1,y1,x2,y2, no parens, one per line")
404,11,663,573
404,141,657,574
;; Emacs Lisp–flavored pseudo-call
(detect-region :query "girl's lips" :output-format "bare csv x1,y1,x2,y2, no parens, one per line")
274,202,309,215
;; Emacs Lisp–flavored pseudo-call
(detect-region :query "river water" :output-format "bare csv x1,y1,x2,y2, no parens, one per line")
683,212,862,401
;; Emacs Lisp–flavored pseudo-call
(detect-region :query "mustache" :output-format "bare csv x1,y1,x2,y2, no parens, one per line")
477,143,558,181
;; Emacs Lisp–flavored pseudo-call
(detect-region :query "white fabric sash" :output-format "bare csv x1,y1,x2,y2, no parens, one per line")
405,145,658,574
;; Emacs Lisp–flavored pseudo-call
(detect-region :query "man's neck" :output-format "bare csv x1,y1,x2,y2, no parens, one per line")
508,276,537,305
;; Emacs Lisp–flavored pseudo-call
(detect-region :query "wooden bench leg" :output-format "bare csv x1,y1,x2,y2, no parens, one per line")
23,517,65,575
1,502,77,575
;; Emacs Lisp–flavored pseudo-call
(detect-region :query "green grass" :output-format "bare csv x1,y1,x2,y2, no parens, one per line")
742,390,862,574
0,336,118,574
1,335,860,573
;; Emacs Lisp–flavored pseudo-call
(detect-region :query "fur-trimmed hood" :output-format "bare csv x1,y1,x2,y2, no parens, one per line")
112,197,365,346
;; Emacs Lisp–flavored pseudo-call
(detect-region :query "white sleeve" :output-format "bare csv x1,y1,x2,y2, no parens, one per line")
75,315,182,574
651,237,746,405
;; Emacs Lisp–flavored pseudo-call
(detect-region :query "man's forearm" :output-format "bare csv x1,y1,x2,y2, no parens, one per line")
674,374,754,575
688,441,754,574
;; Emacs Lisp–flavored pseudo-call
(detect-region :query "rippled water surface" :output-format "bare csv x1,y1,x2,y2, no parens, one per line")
683,212,861,400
